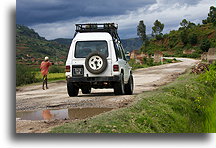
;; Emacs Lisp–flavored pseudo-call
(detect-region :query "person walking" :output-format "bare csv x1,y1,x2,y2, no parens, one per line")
40,56,53,90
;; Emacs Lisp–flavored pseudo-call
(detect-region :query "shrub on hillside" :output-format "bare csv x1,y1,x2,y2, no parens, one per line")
180,30,188,45
155,34,163,40
200,39,211,52
189,33,198,45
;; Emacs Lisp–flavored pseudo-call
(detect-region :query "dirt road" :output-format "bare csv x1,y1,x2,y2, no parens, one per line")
16,58,199,133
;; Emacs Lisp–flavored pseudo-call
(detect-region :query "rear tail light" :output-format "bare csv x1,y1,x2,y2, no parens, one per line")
113,65,119,72
65,65,70,72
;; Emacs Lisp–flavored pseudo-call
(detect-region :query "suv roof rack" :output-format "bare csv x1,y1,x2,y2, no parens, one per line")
74,23,121,41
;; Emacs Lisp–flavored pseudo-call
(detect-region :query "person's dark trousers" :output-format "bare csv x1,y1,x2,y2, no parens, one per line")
42,75,48,90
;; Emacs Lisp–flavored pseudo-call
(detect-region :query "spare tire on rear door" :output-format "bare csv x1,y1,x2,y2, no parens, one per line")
85,52,107,74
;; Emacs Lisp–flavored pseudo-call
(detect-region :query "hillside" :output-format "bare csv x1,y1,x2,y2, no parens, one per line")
52,37,143,52
121,38,142,52
141,23,216,57
52,38,72,47
16,24,143,66
16,24,69,65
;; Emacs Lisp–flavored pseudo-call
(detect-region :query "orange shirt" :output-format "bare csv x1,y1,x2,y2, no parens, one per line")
40,61,52,76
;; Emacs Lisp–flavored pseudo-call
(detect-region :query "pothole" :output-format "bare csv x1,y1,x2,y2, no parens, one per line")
16,108,113,121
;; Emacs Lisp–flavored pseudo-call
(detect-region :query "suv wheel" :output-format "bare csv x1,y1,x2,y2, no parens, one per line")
124,75,134,95
67,82,79,97
85,52,107,74
114,73,125,95
81,87,91,94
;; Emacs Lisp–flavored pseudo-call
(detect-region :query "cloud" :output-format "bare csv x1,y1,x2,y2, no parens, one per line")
16,0,156,25
28,0,213,40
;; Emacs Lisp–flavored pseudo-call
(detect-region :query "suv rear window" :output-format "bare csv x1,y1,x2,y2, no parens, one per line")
75,41,108,58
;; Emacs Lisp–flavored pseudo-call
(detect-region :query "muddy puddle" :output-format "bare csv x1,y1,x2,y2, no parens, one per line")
16,108,113,121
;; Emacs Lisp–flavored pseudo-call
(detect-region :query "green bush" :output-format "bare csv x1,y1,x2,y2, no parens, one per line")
128,58,159,70
49,65,65,73
174,52,200,58
146,58,154,66
186,53,200,58
189,33,198,45
143,57,147,64
16,64,39,86
200,39,211,52
164,59,173,63
128,59,148,70
180,30,188,45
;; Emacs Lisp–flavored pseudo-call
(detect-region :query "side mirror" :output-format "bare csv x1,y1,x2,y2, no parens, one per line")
126,55,130,61
125,51,130,61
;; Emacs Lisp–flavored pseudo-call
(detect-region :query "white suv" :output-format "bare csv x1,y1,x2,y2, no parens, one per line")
65,23,133,97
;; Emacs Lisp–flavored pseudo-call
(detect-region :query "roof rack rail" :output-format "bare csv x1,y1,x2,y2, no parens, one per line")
74,23,121,41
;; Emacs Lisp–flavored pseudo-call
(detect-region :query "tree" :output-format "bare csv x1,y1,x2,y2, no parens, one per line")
180,19,196,29
202,19,208,24
152,20,164,40
179,19,196,46
202,6,216,26
180,19,189,28
137,20,147,42
208,6,216,23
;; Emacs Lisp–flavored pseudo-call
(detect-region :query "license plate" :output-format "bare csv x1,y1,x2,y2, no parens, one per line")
73,68,83,76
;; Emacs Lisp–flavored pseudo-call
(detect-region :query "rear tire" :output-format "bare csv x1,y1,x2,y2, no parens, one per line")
124,75,134,95
114,73,125,95
67,82,79,97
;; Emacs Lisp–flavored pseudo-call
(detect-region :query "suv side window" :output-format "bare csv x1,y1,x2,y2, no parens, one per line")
119,44,127,61
113,41,122,59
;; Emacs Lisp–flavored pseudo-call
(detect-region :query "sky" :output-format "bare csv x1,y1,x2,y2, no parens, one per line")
16,0,215,40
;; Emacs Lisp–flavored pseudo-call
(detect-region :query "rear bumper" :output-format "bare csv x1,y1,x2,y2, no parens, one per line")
67,75,121,83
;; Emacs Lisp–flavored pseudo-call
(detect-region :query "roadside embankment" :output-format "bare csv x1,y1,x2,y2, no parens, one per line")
50,63,216,133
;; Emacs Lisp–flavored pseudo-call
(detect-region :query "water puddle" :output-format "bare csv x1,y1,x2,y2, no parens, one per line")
16,108,113,121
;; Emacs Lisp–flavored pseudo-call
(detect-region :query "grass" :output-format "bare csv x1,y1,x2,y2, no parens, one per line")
35,72,65,81
50,69,216,133
204,94,216,132
16,72,66,88
195,63,216,132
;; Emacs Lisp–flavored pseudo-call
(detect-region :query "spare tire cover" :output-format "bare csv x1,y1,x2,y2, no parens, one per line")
85,52,107,74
